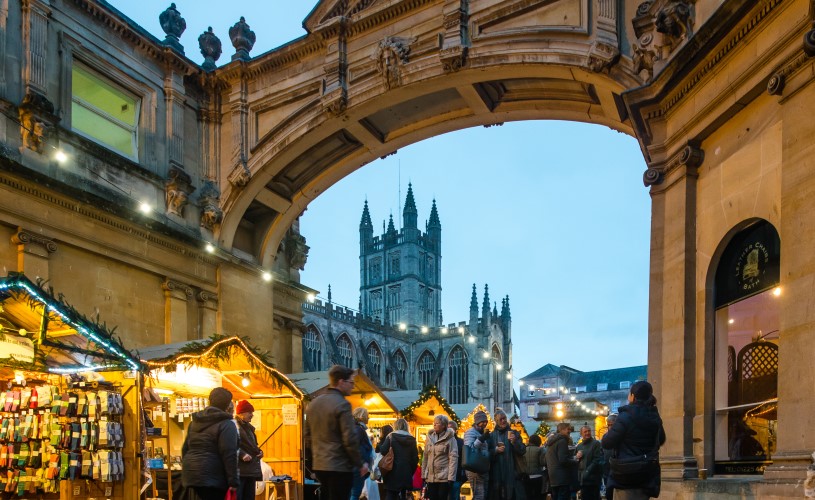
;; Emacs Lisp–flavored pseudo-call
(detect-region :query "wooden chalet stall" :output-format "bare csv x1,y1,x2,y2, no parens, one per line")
139,336,304,500
287,371,397,444
385,386,459,445
0,273,143,500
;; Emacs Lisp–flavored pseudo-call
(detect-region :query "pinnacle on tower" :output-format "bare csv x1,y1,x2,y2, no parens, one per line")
403,182,418,229
428,199,441,229
387,214,397,234
327,284,332,303
493,302,498,319
470,284,478,312
360,200,373,230
482,284,491,322
504,295,511,320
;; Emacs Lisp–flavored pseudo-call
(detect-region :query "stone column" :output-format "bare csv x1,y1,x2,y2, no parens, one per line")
645,144,703,480
0,0,10,96
196,289,219,339
162,278,193,343
11,228,56,280
164,72,185,171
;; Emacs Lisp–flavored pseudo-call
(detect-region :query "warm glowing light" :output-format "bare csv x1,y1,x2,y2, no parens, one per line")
138,202,152,214
441,327,448,334
262,271,272,282
505,372,512,380
528,385,535,391
467,336,475,343
399,323,407,331
555,403,563,410
205,243,216,253
421,326,429,334
306,293,316,303
457,326,465,334
772,287,782,297
241,374,251,387
555,410,564,419
570,396,576,401
54,150,68,163
496,363,503,370
519,381,525,387
482,351,490,359
728,318,734,324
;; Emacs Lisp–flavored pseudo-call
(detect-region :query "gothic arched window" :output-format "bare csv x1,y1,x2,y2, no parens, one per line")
337,333,354,368
367,342,382,380
492,345,502,405
393,349,407,386
418,350,436,389
303,326,322,372
449,346,469,404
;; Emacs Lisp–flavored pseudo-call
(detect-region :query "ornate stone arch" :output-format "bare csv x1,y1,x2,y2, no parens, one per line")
303,324,324,372
417,349,436,389
448,345,469,405
336,332,355,368
366,340,383,381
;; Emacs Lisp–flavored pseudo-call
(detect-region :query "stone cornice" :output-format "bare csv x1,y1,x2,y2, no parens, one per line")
68,0,200,74
216,36,326,81
625,0,785,147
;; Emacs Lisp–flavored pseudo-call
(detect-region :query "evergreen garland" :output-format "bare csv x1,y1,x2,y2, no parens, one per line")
399,385,461,425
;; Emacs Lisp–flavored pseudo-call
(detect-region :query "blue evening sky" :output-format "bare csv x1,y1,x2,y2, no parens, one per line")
108,1,652,384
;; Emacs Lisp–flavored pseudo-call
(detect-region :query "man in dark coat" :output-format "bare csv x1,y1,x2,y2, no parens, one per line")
182,387,239,500
236,400,264,500
601,381,666,500
574,426,603,500
545,423,577,500
486,409,526,500
448,420,467,500
601,414,618,500
304,365,366,500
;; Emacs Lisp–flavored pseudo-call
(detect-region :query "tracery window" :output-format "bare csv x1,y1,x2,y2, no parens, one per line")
713,220,780,475
492,345,502,405
303,326,322,371
449,346,469,404
418,351,436,389
367,342,382,380
394,349,407,384
337,334,354,368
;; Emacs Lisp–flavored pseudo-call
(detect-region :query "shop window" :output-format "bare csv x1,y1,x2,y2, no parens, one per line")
713,220,780,475
72,63,139,159
418,350,435,389
527,404,536,418
448,346,468,404
367,342,382,380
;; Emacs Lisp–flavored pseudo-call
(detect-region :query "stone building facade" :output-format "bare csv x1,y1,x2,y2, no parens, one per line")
0,0,813,497
302,185,515,410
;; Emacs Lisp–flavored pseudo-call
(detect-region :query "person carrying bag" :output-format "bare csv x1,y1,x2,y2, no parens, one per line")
462,411,492,500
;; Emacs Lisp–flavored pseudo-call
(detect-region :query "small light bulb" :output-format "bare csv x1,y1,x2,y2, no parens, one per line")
306,293,316,303
457,327,465,334
496,363,503,370
138,202,152,214
728,318,734,325
773,287,781,297
205,243,215,253
421,326,429,334
241,375,250,387
262,271,272,282
399,323,407,331
441,327,448,334
482,351,490,359
528,385,535,391
54,150,68,164
467,336,475,343
505,372,512,380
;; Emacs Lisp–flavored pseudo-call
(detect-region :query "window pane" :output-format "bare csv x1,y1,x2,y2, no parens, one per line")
715,288,779,472
73,65,137,123
71,103,134,156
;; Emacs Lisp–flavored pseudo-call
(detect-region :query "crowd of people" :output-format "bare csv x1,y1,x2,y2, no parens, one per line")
303,366,666,500
173,366,666,500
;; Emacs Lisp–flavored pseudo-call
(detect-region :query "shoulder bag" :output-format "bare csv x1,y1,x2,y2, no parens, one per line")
462,441,490,474
378,436,395,475
608,427,660,486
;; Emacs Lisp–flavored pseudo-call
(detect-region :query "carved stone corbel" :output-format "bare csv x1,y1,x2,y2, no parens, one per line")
196,289,218,310
12,228,57,254
631,1,695,81
374,36,416,89
18,90,57,154
322,17,349,115
643,142,704,186
165,166,193,217
228,153,251,188
439,0,469,72
197,179,223,229
277,227,310,271
588,0,620,73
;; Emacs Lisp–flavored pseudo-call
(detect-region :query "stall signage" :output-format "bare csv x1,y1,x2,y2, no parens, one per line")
0,334,34,363
282,404,298,425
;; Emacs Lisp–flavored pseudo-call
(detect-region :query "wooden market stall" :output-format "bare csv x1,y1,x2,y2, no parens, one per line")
0,272,143,500
287,370,398,443
384,386,459,446
139,336,305,500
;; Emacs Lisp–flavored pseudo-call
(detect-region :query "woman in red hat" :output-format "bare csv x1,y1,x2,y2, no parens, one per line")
235,400,264,500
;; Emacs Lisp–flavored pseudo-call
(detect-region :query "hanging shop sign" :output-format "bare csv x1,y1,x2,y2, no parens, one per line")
715,220,781,307
0,333,34,363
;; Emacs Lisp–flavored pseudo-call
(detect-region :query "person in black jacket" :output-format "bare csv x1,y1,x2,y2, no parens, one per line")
601,414,618,500
235,400,264,500
545,423,577,500
181,387,239,500
351,407,374,500
379,418,419,500
601,381,666,500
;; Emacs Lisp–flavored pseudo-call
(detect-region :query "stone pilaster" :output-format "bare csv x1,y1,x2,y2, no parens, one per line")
21,0,49,96
320,17,348,115
227,77,250,188
162,278,193,343
196,289,219,339
648,144,703,480
0,0,9,96
11,228,56,280
439,0,469,72
164,72,186,170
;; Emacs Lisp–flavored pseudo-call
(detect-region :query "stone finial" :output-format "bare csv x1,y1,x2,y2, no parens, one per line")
198,27,222,72
229,17,256,61
159,3,186,53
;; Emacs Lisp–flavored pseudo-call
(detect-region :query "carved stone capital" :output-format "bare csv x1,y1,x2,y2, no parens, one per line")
196,289,219,309
165,166,193,217
321,87,347,115
375,36,416,89
587,40,620,73
643,142,704,186
228,154,251,187
162,278,194,299
440,46,468,72
767,72,785,96
805,21,815,57
12,228,57,254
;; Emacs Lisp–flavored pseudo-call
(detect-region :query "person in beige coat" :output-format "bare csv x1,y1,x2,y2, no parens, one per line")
422,415,459,500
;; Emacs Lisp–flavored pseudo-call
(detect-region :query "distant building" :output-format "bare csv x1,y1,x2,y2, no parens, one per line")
519,364,647,429
302,184,515,412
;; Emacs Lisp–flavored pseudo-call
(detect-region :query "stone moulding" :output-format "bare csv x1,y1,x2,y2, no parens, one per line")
162,278,194,298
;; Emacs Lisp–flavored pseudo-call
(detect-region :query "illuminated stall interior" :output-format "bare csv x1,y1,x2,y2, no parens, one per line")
385,386,460,444
140,336,304,500
0,272,142,500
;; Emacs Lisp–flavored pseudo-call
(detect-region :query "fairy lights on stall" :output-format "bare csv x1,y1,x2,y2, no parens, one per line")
400,386,461,425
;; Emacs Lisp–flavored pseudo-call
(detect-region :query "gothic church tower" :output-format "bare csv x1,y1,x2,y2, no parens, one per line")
359,184,442,327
